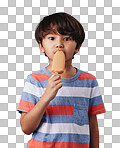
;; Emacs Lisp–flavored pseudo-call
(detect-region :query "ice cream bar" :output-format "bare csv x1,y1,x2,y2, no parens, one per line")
52,51,65,74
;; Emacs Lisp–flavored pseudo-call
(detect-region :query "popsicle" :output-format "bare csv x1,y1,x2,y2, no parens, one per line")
52,51,65,74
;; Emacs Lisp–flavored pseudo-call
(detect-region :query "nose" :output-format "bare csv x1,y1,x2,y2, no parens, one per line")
56,44,64,48
55,39,64,48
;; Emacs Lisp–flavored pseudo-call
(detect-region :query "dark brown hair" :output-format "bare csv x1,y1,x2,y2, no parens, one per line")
35,12,85,58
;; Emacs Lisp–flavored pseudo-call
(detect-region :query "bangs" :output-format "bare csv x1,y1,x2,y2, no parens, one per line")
41,14,76,38
42,25,59,37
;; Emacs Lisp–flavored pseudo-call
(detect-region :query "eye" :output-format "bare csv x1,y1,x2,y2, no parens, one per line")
49,37,55,40
64,37,71,41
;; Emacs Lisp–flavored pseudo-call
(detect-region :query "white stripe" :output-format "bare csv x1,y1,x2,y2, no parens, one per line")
90,86,101,98
23,82,100,98
38,123,89,135
23,82,45,97
57,87,91,98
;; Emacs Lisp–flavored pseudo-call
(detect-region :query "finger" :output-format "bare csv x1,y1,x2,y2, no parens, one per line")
55,79,62,85
56,82,63,89
52,74,61,80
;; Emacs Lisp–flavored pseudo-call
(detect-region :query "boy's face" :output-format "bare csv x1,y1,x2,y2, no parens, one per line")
39,31,80,62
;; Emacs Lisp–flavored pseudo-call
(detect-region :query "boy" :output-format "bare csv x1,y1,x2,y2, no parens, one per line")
17,12,106,148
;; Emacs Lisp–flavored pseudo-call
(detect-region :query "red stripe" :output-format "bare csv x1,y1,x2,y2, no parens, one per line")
88,103,106,116
44,105,74,115
27,139,89,148
30,73,50,81
18,100,35,112
77,73,96,80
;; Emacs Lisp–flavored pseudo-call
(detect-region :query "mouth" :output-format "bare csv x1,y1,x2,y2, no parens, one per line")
54,50,65,54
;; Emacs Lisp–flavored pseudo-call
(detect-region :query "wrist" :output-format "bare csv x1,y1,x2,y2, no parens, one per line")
41,92,51,104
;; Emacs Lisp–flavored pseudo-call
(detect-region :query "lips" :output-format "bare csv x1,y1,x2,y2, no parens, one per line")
54,50,65,54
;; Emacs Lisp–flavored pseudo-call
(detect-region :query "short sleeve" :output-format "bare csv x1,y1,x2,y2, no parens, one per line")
88,78,106,116
17,75,38,113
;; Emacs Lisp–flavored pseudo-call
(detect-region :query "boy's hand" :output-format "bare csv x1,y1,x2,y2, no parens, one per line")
44,73,63,102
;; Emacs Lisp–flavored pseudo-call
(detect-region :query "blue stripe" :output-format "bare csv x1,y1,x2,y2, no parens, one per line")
21,92,39,104
49,97,89,106
32,78,98,88
32,132,90,143
17,109,28,113
30,79,98,88
42,114,89,125
26,75,36,85
89,95,103,107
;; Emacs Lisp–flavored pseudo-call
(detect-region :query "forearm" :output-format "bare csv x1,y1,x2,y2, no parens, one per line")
89,115,99,148
20,93,50,135
89,124,99,148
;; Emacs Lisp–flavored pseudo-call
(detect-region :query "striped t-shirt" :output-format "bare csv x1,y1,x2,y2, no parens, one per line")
17,67,106,148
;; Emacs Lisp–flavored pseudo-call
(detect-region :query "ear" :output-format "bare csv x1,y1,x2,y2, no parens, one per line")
74,45,81,53
39,42,45,53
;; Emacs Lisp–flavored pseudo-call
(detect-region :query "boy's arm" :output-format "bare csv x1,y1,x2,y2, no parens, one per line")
20,94,50,135
89,115,99,148
20,74,62,135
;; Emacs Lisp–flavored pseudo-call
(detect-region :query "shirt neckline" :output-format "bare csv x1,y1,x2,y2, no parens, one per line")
43,66,81,83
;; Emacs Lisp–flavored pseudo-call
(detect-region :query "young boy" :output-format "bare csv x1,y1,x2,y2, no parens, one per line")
17,12,106,148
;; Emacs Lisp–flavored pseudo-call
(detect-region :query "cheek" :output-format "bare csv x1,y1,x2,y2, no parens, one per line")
67,42,76,48
67,44,76,53
65,50,75,59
